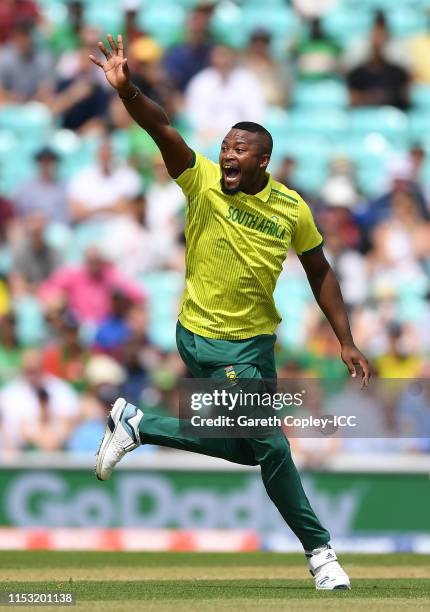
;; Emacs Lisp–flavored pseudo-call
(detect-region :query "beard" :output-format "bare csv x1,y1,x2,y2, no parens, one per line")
220,178,242,195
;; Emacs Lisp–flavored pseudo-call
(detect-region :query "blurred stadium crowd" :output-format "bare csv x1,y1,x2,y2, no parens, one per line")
0,0,430,460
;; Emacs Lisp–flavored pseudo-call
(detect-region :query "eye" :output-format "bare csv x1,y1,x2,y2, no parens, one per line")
236,148,245,153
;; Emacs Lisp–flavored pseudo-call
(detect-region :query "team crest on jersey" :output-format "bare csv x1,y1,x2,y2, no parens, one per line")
224,365,238,385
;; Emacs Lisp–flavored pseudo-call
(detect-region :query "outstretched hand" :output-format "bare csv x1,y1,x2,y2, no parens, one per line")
89,34,132,95
341,344,371,389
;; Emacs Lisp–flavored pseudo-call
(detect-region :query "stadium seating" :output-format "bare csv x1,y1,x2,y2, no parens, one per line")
348,107,409,147
387,6,427,38
411,84,430,110
137,5,187,47
321,6,374,44
409,110,430,144
288,109,349,138
292,80,348,109
142,272,184,352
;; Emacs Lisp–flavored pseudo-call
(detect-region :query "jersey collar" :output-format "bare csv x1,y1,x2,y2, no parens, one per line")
249,172,272,202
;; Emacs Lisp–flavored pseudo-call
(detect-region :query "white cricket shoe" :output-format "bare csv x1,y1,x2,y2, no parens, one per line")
95,398,143,481
308,546,351,590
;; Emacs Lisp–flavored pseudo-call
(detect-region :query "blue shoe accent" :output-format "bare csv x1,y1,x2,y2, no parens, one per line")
121,402,141,445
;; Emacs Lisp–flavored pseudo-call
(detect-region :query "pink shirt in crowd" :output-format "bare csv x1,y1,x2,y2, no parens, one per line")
39,264,144,323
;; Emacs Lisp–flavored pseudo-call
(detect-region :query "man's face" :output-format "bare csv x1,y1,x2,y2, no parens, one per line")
98,141,113,171
22,351,43,387
219,129,268,195
85,247,106,277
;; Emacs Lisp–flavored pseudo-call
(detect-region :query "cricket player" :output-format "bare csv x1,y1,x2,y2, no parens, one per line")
92,35,370,590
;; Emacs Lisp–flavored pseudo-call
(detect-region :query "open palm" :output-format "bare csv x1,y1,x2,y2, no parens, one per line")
89,34,130,92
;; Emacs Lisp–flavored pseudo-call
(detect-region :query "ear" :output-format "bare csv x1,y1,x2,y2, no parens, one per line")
260,154,270,170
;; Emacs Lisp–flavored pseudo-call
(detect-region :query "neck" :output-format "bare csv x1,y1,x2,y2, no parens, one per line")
243,173,268,196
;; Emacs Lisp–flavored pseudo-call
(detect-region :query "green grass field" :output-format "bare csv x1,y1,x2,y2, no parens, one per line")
0,551,429,611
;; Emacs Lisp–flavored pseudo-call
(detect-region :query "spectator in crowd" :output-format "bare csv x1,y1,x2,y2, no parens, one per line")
123,0,148,44
0,277,10,320
0,20,53,103
163,4,214,93
367,189,430,280
407,12,430,84
274,157,302,193
241,28,289,106
0,313,22,384
67,392,107,453
0,347,79,451
14,146,69,224
299,318,350,382
48,0,84,56
119,336,150,405
42,310,89,392
354,155,429,237
140,351,186,418
343,11,409,72
0,0,39,45
287,382,341,468
71,350,154,452
331,379,413,453
294,17,341,81
374,322,423,378
145,154,185,249
185,45,266,143
321,158,360,211
346,12,411,109
93,289,133,355
0,194,14,250
49,37,109,134
83,352,126,413
128,36,179,120
101,192,167,277
323,227,367,309
39,244,144,326
292,0,338,18
67,138,141,224
10,212,61,291
397,379,430,451
55,25,101,81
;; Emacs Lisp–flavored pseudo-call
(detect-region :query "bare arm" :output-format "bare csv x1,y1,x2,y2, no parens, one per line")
90,34,192,178
70,197,129,222
299,248,370,387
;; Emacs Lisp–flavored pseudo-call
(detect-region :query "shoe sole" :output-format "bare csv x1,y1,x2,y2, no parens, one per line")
95,398,127,481
316,584,351,590
333,585,351,590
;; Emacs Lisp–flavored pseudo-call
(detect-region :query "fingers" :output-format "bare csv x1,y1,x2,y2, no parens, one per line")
359,359,371,389
89,54,103,68
345,359,356,379
97,41,112,61
117,34,124,58
107,33,118,55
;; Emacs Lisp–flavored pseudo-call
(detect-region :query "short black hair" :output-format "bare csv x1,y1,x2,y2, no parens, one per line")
231,121,273,156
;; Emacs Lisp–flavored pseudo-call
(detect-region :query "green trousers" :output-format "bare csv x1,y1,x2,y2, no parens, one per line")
138,321,330,551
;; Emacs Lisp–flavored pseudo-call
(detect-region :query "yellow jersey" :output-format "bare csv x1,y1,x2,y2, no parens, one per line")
175,151,323,340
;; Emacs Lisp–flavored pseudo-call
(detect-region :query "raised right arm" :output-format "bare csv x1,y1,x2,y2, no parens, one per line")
90,34,192,178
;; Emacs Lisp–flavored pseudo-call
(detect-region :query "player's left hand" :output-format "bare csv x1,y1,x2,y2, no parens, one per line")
341,344,371,389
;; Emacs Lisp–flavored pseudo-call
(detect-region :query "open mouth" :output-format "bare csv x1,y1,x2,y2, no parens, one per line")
223,165,241,186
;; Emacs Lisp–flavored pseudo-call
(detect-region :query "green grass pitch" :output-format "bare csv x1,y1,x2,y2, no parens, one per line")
0,551,429,611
